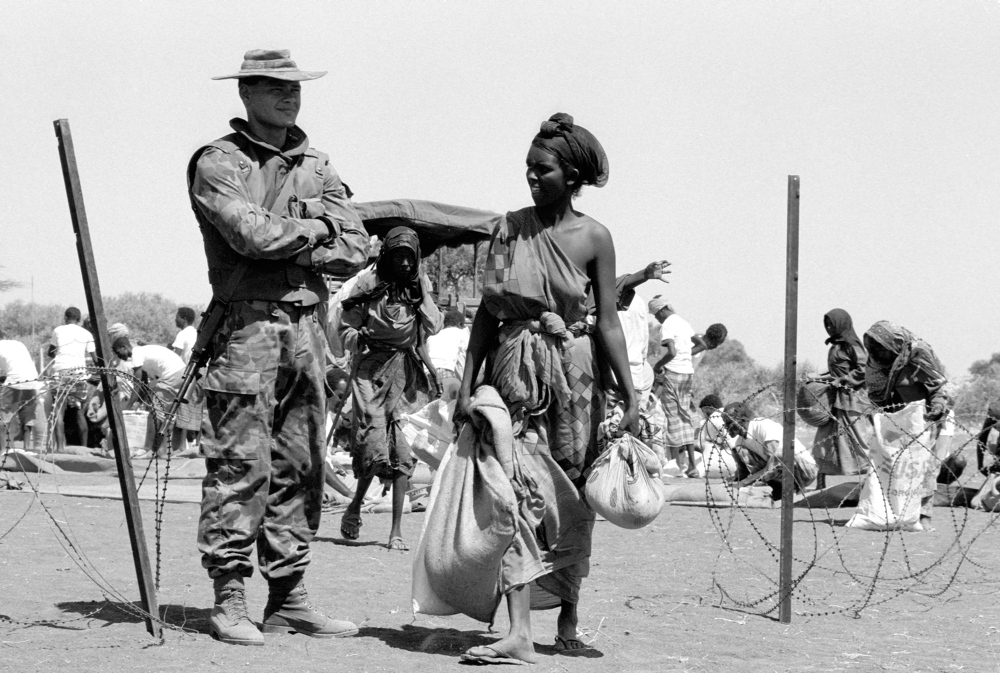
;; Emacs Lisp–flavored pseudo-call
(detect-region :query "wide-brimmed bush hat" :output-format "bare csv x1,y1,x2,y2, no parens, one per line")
213,49,326,81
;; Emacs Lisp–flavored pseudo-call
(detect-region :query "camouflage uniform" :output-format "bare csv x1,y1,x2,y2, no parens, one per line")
191,119,368,580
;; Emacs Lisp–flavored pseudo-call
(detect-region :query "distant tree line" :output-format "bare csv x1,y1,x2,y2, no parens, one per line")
0,293,201,370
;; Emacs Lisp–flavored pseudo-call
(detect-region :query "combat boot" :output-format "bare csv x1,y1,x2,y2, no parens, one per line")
209,572,264,646
262,576,358,638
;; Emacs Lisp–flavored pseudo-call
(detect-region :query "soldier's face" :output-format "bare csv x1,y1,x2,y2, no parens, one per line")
241,79,301,129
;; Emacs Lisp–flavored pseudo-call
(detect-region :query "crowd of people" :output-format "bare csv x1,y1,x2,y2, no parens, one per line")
0,47,994,662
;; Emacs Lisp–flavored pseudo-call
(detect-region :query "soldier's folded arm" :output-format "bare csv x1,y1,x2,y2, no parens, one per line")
191,148,332,259
303,162,370,275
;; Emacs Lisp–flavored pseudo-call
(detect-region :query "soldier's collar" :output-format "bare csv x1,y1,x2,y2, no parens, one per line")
229,118,308,158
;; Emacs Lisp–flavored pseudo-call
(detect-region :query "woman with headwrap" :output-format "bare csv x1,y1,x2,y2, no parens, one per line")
863,320,950,529
453,113,639,665
807,309,872,488
337,226,442,551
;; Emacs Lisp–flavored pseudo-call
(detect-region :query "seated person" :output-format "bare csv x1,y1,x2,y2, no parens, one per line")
694,394,738,479
977,400,1000,476
722,401,818,500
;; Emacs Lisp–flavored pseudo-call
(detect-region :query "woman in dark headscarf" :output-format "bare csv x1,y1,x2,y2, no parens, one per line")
808,309,872,487
863,320,950,528
337,226,442,551
452,113,638,664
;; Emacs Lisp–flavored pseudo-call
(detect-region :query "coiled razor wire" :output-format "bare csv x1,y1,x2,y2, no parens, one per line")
0,368,192,638
702,381,1000,619
3,372,1000,634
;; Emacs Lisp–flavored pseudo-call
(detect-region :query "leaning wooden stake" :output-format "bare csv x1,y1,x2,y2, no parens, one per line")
54,119,161,638
779,175,800,624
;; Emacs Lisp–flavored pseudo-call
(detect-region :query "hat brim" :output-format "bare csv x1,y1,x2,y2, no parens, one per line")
212,70,327,81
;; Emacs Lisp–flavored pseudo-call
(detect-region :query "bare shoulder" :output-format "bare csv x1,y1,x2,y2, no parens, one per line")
576,213,614,250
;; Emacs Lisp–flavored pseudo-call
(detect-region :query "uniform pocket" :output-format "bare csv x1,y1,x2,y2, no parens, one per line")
203,366,261,395
202,365,264,460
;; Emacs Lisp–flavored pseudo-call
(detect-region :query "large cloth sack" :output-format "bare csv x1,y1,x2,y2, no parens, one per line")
400,398,455,470
584,434,664,529
412,386,518,622
846,402,932,532
797,381,834,428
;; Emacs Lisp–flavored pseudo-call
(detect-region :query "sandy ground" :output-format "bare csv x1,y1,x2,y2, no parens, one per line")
2,467,1000,673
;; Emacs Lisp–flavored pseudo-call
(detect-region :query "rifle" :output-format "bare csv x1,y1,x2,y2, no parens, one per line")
158,278,242,437
159,141,304,437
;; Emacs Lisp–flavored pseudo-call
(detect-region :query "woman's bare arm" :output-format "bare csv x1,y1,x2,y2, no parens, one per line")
589,224,639,435
456,306,500,420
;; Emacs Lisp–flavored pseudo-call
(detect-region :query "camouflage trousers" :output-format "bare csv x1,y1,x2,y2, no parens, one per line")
197,300,327,580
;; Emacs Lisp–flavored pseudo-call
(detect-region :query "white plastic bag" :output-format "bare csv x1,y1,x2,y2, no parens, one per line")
400,399,455,470
584,434,665,529
846,402,932,532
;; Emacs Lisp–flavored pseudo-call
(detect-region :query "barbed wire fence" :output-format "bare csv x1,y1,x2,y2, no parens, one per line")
703,381,1000,620
0,368,195,639
3,373,1000,636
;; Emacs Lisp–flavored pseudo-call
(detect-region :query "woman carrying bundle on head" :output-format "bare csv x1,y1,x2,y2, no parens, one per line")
806,309,872,489
337,226,442,551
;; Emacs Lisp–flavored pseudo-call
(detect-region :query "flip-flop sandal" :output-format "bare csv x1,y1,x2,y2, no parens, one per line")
340,511,362,540
459,645,529,666
387,537,409,552
554,635,590,656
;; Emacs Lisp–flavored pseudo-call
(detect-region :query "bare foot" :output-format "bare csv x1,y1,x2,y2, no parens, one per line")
462,634,536,665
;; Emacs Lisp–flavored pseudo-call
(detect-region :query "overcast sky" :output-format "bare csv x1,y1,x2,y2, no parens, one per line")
2,1,998,375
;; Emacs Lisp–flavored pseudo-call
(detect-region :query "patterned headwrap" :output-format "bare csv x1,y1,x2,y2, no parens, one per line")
343,226,422,310
863,320,946,407
531,113,609,188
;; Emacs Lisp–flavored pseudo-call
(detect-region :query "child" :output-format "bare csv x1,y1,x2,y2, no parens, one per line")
337,226,442,550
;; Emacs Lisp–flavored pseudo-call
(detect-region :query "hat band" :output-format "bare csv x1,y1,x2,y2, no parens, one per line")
241,58,298,71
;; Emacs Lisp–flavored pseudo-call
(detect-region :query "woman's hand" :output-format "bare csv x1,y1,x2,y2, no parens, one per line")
428,371,444,400
455,384,473,425
615,404,641,438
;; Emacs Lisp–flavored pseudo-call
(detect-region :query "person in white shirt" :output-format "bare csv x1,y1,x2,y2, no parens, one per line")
605,261,670,463
48,307,96,448
171,307,198,364
169,307,205,446
0,330,45,450
650,298,705,477
425,309,469,401
112,336,187,456
722,401,818,501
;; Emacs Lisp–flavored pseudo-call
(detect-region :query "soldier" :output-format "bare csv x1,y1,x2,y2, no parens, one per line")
189,49,369,646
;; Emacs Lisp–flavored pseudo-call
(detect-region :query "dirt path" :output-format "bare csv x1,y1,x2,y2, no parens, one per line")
2,476,1000,673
